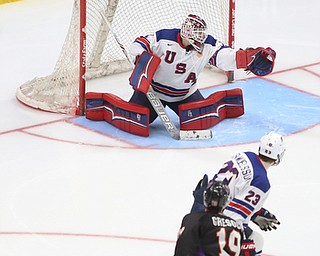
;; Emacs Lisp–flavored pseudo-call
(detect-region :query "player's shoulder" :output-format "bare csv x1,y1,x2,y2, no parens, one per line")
204,35,218,46
243,151,271,193
232,151,255,167
155,28,180,42
238,151,263,169
183,212,206,222
181,212,207,229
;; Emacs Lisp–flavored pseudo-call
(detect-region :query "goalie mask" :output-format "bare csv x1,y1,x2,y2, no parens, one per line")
258,132,286,166
181,14,208,53
203,180,230,211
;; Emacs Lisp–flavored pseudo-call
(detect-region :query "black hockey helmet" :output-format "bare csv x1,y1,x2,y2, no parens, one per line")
203,180,230,211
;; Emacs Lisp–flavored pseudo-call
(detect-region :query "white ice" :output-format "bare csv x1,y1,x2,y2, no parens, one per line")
0,0,320,255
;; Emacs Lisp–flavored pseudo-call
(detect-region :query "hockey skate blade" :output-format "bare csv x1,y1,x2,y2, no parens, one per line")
179,130,213,140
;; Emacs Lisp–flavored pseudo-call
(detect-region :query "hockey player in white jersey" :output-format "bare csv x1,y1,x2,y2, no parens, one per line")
128,14,276,130
86,14,276,136
191,132,286,255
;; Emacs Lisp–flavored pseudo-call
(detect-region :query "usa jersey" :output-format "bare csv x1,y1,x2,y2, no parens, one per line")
129,28,236,102
213,152,271,225
174,211,242,256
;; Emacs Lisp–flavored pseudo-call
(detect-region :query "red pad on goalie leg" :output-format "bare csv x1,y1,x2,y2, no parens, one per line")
178,88,244,130
85,92,105,120
208,88,244,118
85,92,150,137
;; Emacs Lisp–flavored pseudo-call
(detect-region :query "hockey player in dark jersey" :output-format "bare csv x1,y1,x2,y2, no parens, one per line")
174,180,243,256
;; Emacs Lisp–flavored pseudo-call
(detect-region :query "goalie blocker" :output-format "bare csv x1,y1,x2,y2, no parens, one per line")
179,88,244,130
129,51,161,93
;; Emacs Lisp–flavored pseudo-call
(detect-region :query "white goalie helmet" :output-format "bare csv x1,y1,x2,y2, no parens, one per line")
258,132,286,166
181,14,208,53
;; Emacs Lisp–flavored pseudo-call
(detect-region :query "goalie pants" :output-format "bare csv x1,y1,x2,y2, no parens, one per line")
129,89,204,123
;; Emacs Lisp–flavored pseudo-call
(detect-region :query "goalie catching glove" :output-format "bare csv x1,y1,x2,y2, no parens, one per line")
236,47,276,76
251,207,280,231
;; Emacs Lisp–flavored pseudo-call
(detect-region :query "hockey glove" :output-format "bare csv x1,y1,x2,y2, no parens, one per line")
236,47,276,76
251,208,280,231
240,239,256,256
129,51,161,93
190,174,208,213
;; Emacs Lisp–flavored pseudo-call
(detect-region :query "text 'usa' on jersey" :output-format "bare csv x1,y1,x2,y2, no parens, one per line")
130,28,231,102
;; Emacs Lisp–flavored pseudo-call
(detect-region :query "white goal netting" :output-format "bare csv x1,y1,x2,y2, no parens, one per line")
16,0,233,115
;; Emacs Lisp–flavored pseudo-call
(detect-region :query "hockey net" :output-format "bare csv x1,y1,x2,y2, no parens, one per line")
16,0,235,115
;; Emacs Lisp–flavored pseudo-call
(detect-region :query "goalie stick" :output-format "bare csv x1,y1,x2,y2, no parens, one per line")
100,13,212,140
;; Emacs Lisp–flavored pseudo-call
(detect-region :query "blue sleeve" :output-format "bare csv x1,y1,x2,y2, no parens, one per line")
245,152,271,193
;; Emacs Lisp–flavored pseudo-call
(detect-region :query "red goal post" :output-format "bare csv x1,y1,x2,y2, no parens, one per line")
16,0,235,116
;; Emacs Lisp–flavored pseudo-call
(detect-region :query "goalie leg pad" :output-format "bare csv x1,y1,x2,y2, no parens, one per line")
209,88,244,118
129,51,161,93
85,92,105,121
178,88,244,130
85,92,150,137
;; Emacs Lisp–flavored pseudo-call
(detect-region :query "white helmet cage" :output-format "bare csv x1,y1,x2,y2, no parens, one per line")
181,14,208,52
258,132,286,165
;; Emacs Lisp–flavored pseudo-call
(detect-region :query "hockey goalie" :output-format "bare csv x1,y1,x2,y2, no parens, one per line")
86,14,276,137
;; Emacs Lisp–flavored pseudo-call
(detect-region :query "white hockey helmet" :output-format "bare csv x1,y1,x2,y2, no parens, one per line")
181,14,208,53
258,132,286,166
